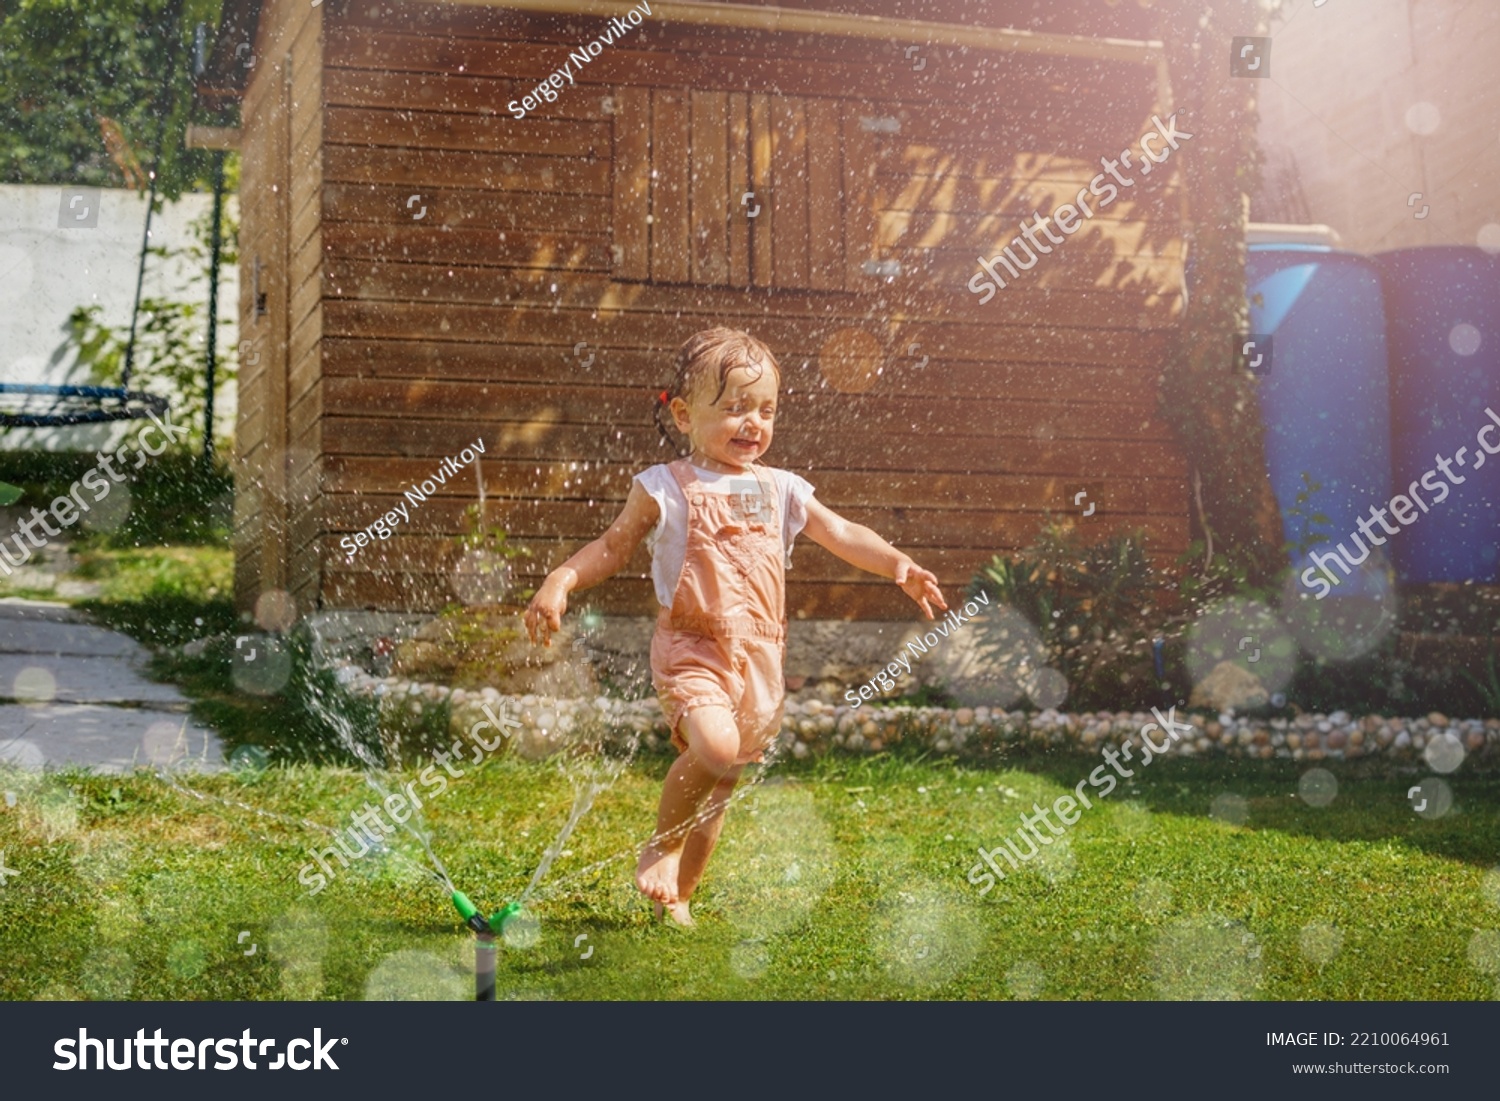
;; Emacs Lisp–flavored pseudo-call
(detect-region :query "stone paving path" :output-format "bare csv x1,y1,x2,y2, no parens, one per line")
0,598,225,773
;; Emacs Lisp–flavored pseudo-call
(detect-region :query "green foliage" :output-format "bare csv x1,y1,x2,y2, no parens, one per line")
874,682,953,710
66,299,206,427
1151,0,1286,586
0,0,229,196
973,523,1170,710
969,519,1309,711
455,503,530,562
1460,646,1500,717
968,519,1497,718
0,448,94,505
1285,470,1332,557
0,449,232,547
1171,535,1280,614
110,450,232,546
57,202,240,449
74,545,235,647
453,504,534,603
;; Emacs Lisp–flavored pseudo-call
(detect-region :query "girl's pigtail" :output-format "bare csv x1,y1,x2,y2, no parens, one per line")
653,387,689,457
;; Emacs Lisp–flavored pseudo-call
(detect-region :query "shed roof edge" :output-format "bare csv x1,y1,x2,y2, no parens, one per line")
426,0,1164,62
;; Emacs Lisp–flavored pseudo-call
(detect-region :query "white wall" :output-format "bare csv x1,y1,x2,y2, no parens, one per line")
1256,0,1500,254
0,183,240,452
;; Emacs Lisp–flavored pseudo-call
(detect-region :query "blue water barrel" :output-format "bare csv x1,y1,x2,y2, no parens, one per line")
1374,247,1500,584
1247,245,1392,596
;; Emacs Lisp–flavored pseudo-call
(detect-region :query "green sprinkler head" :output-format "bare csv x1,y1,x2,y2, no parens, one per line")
452,892,524,939
490,900,523,932
452,890,491,935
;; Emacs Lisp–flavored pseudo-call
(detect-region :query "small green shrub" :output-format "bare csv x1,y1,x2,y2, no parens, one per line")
969,521,1299,712
0,450,231,547
1462,646,1500,716
57,200,240,451
451,503,534,603
971,524,1170,711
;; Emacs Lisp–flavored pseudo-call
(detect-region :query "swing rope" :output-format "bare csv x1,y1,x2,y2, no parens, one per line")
121,5,182,395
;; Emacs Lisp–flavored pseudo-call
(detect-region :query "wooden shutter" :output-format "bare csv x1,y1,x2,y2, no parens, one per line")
806,97,844,291
651,89,691,283
841,104,880,290
689,90,730,284
612,93,919,293
611,86,652,281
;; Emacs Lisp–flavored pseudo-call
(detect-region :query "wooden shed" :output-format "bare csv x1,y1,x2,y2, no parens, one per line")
199,0,1189,622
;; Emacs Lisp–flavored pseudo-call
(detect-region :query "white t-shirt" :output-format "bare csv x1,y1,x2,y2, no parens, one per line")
633,462,817,608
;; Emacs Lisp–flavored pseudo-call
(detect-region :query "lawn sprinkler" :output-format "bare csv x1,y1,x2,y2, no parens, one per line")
452,891,522,1001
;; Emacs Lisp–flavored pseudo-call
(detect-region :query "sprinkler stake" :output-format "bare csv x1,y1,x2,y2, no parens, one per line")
452,892,523,1001
475,930,496,1002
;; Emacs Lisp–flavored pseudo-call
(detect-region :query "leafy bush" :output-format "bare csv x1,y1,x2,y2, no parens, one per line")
968,517,1500,718
58,201,240,453
450,504,534,604
108,451,232,547
0,450,232,547
968,522,1293,712
1462,646,1500,716
0,0,227,196
971,524,1169,711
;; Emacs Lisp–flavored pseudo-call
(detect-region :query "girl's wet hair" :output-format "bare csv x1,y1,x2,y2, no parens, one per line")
653,328,781,455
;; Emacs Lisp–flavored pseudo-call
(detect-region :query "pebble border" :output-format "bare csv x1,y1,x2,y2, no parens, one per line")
333,662,1500,768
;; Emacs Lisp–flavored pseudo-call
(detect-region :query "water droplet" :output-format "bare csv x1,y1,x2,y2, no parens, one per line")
1298,922,1342,966
1209,792,1249,826
1448,323,1482,357
1006,959,1046,999
1298,768,1338,807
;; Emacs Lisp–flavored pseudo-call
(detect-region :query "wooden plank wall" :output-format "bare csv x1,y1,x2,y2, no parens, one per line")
288,0,1189,618
234,0,324,615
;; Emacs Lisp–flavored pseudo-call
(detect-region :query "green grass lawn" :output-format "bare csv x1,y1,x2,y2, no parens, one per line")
5,539,1497,1000
3,749,1497,1001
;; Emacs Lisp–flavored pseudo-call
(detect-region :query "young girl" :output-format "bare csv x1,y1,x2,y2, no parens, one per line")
524,328,947,925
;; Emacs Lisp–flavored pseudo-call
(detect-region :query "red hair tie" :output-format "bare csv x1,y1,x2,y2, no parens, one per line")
658,390,670,404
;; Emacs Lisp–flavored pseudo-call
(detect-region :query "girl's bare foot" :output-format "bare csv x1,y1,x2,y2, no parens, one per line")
653,900,695,927
635,841,680,904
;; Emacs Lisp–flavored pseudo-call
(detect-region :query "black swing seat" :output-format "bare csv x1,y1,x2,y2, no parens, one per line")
0,383,169,429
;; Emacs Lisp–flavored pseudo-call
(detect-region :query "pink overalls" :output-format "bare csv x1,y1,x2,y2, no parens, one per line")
650,459,787,765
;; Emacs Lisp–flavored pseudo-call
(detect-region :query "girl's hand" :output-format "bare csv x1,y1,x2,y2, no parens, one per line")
894,560,948,620
524,575,570,646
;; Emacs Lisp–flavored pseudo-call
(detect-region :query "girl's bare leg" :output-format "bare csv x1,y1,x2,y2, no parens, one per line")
672,769,742,919
635,705,739,915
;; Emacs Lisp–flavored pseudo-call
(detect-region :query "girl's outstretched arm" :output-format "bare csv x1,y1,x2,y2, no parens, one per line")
524,481,661,645
801,497,948,619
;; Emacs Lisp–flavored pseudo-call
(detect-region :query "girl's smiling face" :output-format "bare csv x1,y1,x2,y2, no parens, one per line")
671,363,779,474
